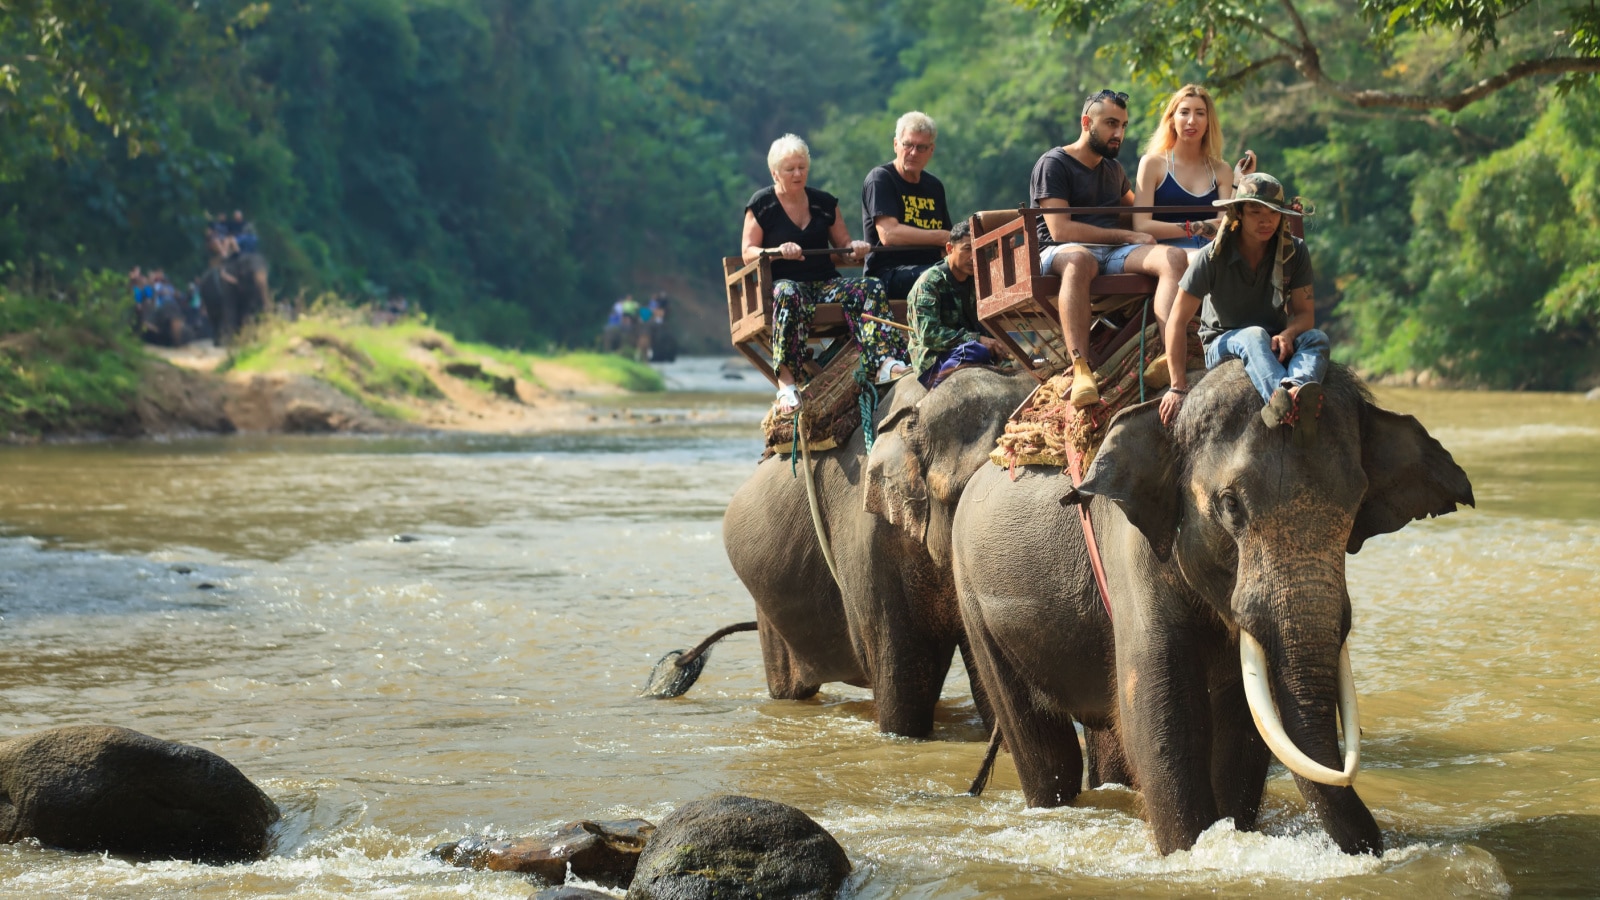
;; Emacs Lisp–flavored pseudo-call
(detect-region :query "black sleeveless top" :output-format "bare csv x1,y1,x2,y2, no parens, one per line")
746,186,840,282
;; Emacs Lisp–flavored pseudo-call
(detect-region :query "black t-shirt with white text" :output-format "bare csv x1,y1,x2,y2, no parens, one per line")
1028,147,1132,244
861,163,950,280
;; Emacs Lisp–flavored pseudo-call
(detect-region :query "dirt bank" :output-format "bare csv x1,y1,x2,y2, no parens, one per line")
128,341,645,439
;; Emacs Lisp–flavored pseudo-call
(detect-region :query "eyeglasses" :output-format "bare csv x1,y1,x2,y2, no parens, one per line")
1086,89,1129,105
899,139,934,153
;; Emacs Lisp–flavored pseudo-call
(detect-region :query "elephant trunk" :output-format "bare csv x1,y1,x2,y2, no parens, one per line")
1237,552,1382,854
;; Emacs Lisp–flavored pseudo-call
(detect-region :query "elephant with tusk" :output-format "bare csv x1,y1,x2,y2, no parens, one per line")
953,361,1473,855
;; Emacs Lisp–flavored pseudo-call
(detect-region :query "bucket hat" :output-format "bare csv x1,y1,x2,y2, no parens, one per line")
1215,172,1303,216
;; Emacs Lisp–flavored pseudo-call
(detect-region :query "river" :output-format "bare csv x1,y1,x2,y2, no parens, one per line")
0,357,1596,898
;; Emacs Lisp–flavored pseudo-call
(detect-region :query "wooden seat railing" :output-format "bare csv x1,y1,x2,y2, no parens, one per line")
725,254,907,387
972,205,1304,381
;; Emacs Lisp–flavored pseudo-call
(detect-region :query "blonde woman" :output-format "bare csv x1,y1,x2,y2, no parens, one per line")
741,133,910,414
1134,84,1257,250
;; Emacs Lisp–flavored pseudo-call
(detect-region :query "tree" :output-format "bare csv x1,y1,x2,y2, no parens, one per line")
1022,0,1600,111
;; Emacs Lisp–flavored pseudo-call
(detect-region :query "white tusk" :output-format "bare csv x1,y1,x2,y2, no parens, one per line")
1239,632,1360,787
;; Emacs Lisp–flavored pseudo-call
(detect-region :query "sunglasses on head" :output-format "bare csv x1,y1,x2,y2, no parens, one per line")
1086,89,1129,105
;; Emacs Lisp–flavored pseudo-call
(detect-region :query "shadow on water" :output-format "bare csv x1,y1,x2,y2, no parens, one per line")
1460,815,1600,897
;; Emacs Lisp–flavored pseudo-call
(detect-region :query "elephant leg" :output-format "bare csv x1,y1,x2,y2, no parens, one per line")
1084,725,1133,788
1208,677,1269,830
958,637,995,733
868,638,951,738
1297,780,1383,855
756,612,820,701
1117,640,1219,853
967,615,1082,807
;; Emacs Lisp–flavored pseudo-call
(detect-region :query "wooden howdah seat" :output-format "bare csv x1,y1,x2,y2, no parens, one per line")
972,205,1303,382
725,256,907,387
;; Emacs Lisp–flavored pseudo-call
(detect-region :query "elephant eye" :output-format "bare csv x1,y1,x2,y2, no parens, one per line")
1217,491,1244,523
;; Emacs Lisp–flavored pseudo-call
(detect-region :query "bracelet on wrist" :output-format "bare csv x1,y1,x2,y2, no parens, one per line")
1169,387,1188,395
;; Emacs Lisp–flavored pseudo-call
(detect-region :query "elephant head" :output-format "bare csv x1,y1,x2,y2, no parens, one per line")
1067,361,1473,854
864,368,1033,567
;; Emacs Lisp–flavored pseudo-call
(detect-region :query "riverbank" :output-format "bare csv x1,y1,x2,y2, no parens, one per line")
1,290,666,443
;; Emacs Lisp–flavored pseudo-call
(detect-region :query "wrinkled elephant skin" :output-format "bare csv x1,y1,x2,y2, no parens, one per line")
723,367,1033,736
954,362,1473,854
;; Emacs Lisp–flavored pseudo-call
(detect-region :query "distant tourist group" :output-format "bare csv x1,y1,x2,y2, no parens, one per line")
742,84,1322,431
602,292,676,362
131,208,269,347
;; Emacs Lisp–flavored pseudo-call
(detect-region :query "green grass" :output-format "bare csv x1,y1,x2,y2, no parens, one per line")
541,351,666,392
224,303,663,421
0,273,146,437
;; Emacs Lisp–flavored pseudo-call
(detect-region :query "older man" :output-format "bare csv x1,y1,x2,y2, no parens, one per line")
862,111,952,299
1032,90,1190,407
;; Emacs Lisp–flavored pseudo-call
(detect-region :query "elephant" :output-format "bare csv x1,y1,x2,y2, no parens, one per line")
199,252,270,345
665,365,1034,738
953,360,1473,855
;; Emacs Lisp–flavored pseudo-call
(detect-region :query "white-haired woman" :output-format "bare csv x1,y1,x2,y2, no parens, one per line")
742,133,910,414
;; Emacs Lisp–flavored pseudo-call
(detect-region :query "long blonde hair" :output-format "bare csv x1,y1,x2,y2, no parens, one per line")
1143,84,1225,168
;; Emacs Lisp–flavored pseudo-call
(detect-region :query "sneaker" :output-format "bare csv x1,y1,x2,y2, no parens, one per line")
1070,361,1101,408
875,358,913,384
1261,386,1293,428
1290,382,1323,445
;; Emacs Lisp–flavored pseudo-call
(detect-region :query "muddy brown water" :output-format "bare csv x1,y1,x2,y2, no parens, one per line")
0,361,1597,897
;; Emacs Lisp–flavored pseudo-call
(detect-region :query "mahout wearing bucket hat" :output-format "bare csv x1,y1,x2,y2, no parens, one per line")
1161,172,1326,440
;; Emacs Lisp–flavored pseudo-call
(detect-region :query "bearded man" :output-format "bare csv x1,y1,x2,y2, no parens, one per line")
1030,89,1190,407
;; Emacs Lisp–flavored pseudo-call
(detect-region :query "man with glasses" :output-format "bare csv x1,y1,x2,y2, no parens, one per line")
1032,90,1191,407
862,111,952,299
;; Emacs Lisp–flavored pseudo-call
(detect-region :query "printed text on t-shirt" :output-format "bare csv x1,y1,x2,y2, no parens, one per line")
902,196,945,230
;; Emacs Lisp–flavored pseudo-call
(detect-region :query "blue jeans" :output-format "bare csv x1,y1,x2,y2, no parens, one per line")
1204,327,1329,404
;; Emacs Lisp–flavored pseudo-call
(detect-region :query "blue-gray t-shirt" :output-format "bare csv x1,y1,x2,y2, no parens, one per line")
1179,235,1314,346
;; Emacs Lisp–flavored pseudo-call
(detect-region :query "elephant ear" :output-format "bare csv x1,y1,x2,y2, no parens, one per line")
863,406,929,545
1062,399,1180,561
1348,403,1475,553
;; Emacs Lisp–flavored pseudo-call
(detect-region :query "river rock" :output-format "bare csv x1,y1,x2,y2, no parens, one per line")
0,725,279,863
531,889,617,900
627,795,850,900
434,819,654,887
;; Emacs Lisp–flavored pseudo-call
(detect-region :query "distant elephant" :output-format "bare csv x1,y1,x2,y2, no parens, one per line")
200,252,270,345
954,362,1473,855
695,366,1033,737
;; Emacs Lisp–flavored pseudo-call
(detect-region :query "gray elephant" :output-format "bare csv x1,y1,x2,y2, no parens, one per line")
674,366,1033,738
954,361,1473,855
199,252,270,345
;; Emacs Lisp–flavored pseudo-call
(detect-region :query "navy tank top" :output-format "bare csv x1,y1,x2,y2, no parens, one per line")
1153,153,1220,223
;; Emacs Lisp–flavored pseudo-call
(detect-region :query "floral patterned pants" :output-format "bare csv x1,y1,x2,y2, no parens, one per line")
770,277,907,379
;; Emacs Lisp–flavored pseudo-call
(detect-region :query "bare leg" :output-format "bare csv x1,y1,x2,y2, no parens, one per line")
1052,248,1098,363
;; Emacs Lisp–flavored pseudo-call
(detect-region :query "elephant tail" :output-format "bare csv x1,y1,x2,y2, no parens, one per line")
964,724,1004,796
640,621,758,699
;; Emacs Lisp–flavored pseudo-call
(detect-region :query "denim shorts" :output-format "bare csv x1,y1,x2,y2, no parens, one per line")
1038,242,1140,276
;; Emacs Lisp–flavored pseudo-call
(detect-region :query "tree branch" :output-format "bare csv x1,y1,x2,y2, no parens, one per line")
1214,53,1293,91
1331,57,1600,111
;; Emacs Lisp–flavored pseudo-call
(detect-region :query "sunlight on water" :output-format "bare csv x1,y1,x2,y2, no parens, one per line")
0,374,1595,896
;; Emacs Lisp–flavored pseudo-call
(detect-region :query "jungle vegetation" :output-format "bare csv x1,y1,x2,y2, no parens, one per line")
2,0,1597,387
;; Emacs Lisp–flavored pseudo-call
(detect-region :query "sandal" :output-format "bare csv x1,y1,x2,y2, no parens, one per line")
774,382,801,415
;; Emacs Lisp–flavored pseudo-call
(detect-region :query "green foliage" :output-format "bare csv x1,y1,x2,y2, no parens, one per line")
0,270,145,436
1342,86,1600,387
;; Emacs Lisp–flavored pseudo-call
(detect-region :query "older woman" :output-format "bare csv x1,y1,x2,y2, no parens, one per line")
742,134,910,414
1133,84,1257,251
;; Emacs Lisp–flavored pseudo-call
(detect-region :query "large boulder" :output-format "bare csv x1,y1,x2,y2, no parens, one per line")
0,725,279,863
434,819,655,887
627,796,850,900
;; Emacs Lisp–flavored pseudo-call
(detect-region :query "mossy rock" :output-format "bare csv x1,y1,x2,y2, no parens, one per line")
627,795,849,900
